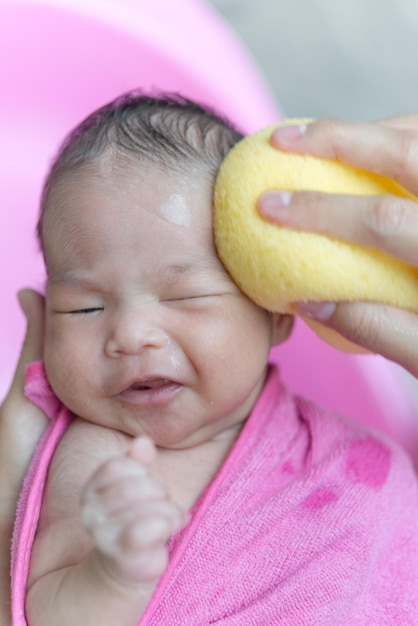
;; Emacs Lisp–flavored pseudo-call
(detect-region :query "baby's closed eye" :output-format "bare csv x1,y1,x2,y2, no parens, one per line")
67,307,104,315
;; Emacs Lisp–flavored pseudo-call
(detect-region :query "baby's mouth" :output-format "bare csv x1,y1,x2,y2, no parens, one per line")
128,379,171,391
118,377,182,406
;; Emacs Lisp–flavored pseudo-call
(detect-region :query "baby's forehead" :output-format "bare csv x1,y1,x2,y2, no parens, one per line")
43,153,212,220
46,150,212,200
41,157,217,264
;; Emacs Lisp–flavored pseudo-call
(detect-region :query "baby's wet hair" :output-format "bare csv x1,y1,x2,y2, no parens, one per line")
37,91,243,248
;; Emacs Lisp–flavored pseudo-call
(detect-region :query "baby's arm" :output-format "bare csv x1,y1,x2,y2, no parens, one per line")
26,436,185,626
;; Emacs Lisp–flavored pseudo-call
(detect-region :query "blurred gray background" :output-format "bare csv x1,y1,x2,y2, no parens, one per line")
208,0,418,121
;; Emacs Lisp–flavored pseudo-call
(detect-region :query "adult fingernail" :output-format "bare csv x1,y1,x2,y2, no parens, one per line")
258,191,292,217
294,301,336,322
272,123,307,146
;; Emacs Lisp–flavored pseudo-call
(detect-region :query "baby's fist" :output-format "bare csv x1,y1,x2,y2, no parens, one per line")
81,437,185,588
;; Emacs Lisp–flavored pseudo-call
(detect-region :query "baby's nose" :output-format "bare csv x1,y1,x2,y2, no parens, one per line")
105,309,168,357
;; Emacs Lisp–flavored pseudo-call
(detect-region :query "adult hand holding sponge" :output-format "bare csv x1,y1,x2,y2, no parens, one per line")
213,121,418,352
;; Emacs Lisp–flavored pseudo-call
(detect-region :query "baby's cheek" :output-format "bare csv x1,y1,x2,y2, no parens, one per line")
43,325,88,407
43,324,64,383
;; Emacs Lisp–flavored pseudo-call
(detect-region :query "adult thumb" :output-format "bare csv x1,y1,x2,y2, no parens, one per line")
8,289,45,397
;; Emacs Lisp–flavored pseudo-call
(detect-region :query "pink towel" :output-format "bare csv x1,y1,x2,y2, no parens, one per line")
11,362,72,626
12,362,418,625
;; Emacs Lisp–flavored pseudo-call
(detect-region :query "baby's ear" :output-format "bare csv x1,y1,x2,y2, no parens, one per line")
271,313,294,346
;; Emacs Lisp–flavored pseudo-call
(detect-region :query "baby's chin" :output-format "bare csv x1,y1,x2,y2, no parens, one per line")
41,358,251,451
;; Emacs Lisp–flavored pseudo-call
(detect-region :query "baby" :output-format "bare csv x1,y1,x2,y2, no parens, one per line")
12,93,418,625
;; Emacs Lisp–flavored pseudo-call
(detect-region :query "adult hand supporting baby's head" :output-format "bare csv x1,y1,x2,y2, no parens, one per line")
0,288,47,624
1,288,48,499
258,117,418,377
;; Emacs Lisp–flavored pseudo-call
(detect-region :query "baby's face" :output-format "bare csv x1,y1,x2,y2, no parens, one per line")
43,159,275,449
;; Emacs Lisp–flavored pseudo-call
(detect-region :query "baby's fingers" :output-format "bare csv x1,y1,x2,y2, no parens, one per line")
127,436,157,466
258,190,418,267
83,499,183,550
84,436,158,496
83,455,149,495
82,474,167,519
84,499,183,586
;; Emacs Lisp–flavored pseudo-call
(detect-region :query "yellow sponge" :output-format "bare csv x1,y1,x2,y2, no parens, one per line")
213,121,418,351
